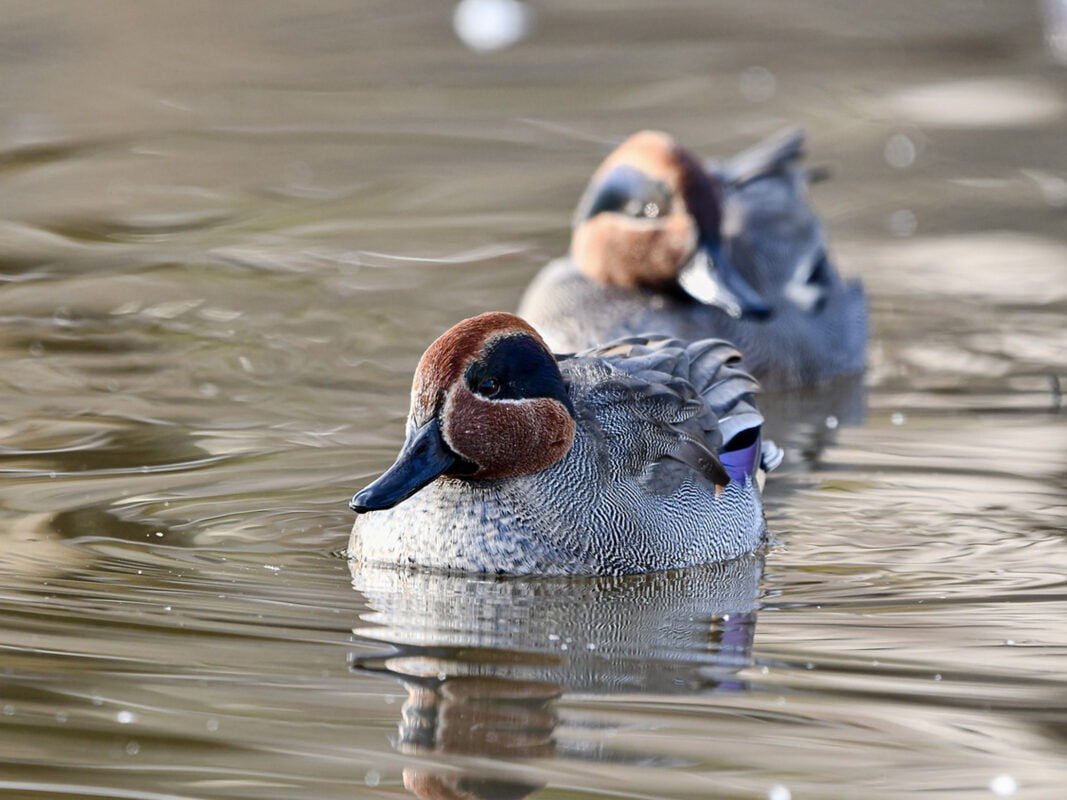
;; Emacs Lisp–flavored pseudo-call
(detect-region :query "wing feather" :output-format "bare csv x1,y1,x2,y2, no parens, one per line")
567,335,766,493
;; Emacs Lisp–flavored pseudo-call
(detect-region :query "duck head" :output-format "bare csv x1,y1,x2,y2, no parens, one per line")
350,313,577,513
572,130,769,319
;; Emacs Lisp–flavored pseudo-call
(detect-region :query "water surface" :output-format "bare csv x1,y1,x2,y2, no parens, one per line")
0,2,1065,799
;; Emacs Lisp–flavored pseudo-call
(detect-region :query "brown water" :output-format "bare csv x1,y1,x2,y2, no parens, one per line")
1,2,1065,798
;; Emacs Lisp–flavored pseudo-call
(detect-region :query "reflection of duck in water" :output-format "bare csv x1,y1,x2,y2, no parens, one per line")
397,676,558,800
349,312,778,575
350,556,762,800
519,128,867,390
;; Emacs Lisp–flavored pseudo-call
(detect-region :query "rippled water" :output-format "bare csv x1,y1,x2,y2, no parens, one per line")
1,2,1065,798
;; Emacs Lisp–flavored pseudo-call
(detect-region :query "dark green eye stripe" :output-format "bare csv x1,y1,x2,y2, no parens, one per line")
580,164,673,221
464,333,576,417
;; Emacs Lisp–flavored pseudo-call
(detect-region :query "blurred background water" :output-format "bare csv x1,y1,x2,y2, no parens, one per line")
0,2,1065,799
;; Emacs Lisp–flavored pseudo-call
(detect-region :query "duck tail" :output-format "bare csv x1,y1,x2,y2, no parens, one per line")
713,127,807,188
760,439,784,473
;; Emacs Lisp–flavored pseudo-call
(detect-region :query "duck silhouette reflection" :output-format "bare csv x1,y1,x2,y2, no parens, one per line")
349,555,762,799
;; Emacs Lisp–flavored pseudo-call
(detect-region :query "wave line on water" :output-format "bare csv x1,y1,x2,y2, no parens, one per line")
343,243,528,266
0,783,201,800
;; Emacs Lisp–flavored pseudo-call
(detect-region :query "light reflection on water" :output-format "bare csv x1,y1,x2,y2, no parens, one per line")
0,2,1065,799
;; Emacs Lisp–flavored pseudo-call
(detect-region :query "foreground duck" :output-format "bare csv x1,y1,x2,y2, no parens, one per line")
349,312,777,575
518,128,866,388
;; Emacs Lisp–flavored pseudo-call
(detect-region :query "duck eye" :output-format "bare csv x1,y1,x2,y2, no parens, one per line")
623,199,664,219
478,377,501,398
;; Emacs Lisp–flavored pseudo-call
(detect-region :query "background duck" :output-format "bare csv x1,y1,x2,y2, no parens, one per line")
349,312,777,575
518,128,867,389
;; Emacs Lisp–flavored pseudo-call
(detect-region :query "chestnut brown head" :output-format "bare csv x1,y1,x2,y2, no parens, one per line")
572,131,769,318
350,313,577,513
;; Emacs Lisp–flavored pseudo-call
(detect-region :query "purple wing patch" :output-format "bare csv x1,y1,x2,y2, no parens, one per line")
719,428,762,486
